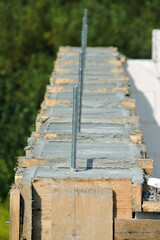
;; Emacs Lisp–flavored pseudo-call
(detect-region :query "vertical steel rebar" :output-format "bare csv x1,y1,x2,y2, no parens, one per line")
78,9,88,132
85,24,88,48
84,8,88,24
81,19,86,72
78,51,83,132
71,9,88,168
81,31,85,70
71,86,78,170
82,9,88,70
84,24,88,63
82,17,86,50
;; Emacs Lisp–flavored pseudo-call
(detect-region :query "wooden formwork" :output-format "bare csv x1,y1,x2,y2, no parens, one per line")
10,46,160,239
10,181,160,239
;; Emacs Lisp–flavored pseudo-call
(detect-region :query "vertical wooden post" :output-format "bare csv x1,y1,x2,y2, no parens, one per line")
10,188,20,240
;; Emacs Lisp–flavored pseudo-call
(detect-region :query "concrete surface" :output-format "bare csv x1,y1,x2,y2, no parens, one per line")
18,47,146,185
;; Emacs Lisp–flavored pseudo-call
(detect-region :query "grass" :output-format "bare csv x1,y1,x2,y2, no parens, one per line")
0,197,9,240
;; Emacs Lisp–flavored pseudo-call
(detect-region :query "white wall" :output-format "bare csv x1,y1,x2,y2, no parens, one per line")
126,59,160,177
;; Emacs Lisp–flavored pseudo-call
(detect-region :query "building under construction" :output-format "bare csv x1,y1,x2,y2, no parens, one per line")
10,11,160,240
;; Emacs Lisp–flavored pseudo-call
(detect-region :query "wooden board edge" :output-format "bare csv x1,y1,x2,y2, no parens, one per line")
10,188,20,240
131,183,142,212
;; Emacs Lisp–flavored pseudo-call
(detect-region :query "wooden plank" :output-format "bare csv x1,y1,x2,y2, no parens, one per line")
45,99,70,107
121,100,135,108
51,187,113,240
115,218,160,240
32,178,133,219
18,157,45,168
98,77,129,81
110,68,124,73
10,188,20,240
106,60,122,66
130,135,142,144
20,182,32,240
143,201,160,212
131,183,142,212
32,180,52,240
54,78,75,84
46,86,65,93
141,159,153,170
55,68,73,73
51,187,74,240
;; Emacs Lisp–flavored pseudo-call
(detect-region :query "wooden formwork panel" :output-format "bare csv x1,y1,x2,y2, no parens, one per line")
51,187,113,240
32,182,113,239
31,177,142,239
115,218,160,240
32,180,113,239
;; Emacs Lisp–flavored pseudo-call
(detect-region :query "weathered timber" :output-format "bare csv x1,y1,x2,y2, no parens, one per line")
51,187,113,240
143,201,160,212
32,178,135,219
115,218,160,240
10,188,20,240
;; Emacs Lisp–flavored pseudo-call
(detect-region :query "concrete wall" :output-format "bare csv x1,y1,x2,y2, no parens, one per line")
126,59,160,178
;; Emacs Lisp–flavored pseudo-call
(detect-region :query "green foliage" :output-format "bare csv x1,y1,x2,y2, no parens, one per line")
0,198,9,240
0,0,160,237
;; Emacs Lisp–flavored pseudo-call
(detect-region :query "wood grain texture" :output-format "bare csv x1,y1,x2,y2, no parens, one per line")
143,201,160,212
115,218,160,240
32,180,52,240
20,182,32,240
32,178,133,220
131,183,142,212
10,188,20,240
51,187,113,240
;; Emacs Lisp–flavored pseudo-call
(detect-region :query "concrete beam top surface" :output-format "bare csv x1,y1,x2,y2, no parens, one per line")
41,106,131,118
46,91,125,100
50,81,129,89
29,140,142,159
16,47,147,185
16,166,144,184
51,72,126,79
37,122,139,135
19,156,147,170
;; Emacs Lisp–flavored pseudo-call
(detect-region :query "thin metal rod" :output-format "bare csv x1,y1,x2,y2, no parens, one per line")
84,24,88,63
78,51,83,132
84,8,88,24
84,24,88,47
82,17,85,48
71,86,78,170
81,29,85,70
81,9,88,70
77,9,88,133
81,19,86,71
